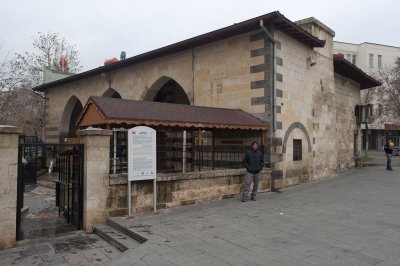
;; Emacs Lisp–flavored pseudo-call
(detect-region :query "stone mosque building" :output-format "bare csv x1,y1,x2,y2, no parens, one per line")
34,11,380,189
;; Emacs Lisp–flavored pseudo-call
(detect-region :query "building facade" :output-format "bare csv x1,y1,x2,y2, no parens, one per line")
334,41,400,149
333,41,400,76
34,11,379,190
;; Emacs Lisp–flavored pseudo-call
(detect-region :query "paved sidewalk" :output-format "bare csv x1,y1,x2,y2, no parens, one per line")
0,231,122,265
22,173,74,239
1,164,399,265
111,165,400,266
362,149,400,168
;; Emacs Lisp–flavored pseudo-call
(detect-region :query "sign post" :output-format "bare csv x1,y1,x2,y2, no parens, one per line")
127,126,157,216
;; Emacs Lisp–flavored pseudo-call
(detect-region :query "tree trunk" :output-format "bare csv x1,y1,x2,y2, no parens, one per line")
365,124,369,158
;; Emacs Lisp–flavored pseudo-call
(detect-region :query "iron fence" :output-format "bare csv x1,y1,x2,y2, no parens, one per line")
20,144,46,176
16,143,84,240
110,130,128,174
57,144,84,230
110,128,265,174
19,135,42,144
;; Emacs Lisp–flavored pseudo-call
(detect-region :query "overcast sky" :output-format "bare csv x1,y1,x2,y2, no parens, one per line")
1,0,399,71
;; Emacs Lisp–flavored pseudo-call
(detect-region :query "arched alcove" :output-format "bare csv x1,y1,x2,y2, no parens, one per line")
282,122,312,154
102,88,122,99
143,77,190,105
60,96,83,140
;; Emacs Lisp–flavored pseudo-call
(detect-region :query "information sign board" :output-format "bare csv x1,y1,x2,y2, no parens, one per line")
127,126,157,215
128,126,156,181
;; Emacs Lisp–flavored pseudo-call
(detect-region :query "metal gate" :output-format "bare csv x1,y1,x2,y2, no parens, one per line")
16,143,84,240
57,145,84,230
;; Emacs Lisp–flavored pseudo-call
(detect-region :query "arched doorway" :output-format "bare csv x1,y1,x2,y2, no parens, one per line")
143,77,191,171
102,88,122,99
60,96,83,141
153,80,190,104
282,122,313,183
143,77,190,105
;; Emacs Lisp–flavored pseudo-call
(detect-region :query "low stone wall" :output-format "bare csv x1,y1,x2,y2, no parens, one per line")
106,169,271,215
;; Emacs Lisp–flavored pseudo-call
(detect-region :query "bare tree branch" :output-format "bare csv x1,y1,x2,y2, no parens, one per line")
0,32,82,134
369,57,400,124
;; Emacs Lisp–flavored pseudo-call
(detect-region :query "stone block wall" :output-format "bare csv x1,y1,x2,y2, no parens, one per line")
271,18,358,187
273,30,316,187
0,126,21,249
77,128,271,228
334,73,361,168
193,31,266,116
78,128,112,232
45,30,269,143
310,49,338,180
107,169,271,214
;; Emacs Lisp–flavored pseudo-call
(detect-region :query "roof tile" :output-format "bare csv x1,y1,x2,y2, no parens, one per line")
79,97,268,130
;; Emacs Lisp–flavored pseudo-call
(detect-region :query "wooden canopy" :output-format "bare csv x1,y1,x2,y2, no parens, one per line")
76,97,269,131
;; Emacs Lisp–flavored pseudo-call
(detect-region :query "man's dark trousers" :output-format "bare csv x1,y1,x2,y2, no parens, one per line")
243,171,259,200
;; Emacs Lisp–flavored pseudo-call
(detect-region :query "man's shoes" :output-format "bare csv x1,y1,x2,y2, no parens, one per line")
251,197,256,201
241,198,247,202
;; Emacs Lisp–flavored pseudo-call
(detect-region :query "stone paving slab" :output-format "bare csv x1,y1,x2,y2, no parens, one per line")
2,163,400,265
22,173,76,240
110,164,400,265
0,232,122,265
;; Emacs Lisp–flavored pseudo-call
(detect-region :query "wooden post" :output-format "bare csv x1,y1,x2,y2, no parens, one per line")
113,129,117,174
198,128,202,145
211,131,215,170
198,128,202,171
182,130,187,173
260,129,265,145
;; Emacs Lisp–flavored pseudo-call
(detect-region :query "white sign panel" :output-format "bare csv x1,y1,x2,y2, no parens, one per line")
128,126,156,181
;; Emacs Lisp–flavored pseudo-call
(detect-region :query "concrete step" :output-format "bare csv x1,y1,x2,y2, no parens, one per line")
107,218,147,244
93,223,141,252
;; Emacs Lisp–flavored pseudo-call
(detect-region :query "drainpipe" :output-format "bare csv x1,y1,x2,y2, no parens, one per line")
260,20,278,190
191,48,195,106
260,20,276,131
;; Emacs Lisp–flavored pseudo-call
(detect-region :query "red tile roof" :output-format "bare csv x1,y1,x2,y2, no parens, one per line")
34,11,324,92
77,97,269,130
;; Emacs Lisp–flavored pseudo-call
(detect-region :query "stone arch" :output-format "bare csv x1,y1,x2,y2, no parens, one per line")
60,96,83,140
282,122,312,154
143,76,190,105
102,88,122,98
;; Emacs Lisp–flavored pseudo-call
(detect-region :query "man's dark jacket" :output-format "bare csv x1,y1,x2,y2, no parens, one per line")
384,143,393,155
243,149,265,174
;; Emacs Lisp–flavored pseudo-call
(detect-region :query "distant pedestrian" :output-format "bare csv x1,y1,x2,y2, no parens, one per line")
384,139,394,170
242,141,264,202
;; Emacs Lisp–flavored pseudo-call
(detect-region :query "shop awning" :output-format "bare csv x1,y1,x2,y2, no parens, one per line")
77,96,269,130
384,123,400,130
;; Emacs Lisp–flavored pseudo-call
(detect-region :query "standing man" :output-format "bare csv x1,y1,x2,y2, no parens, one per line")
384,139,394,170
242,141,264,202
